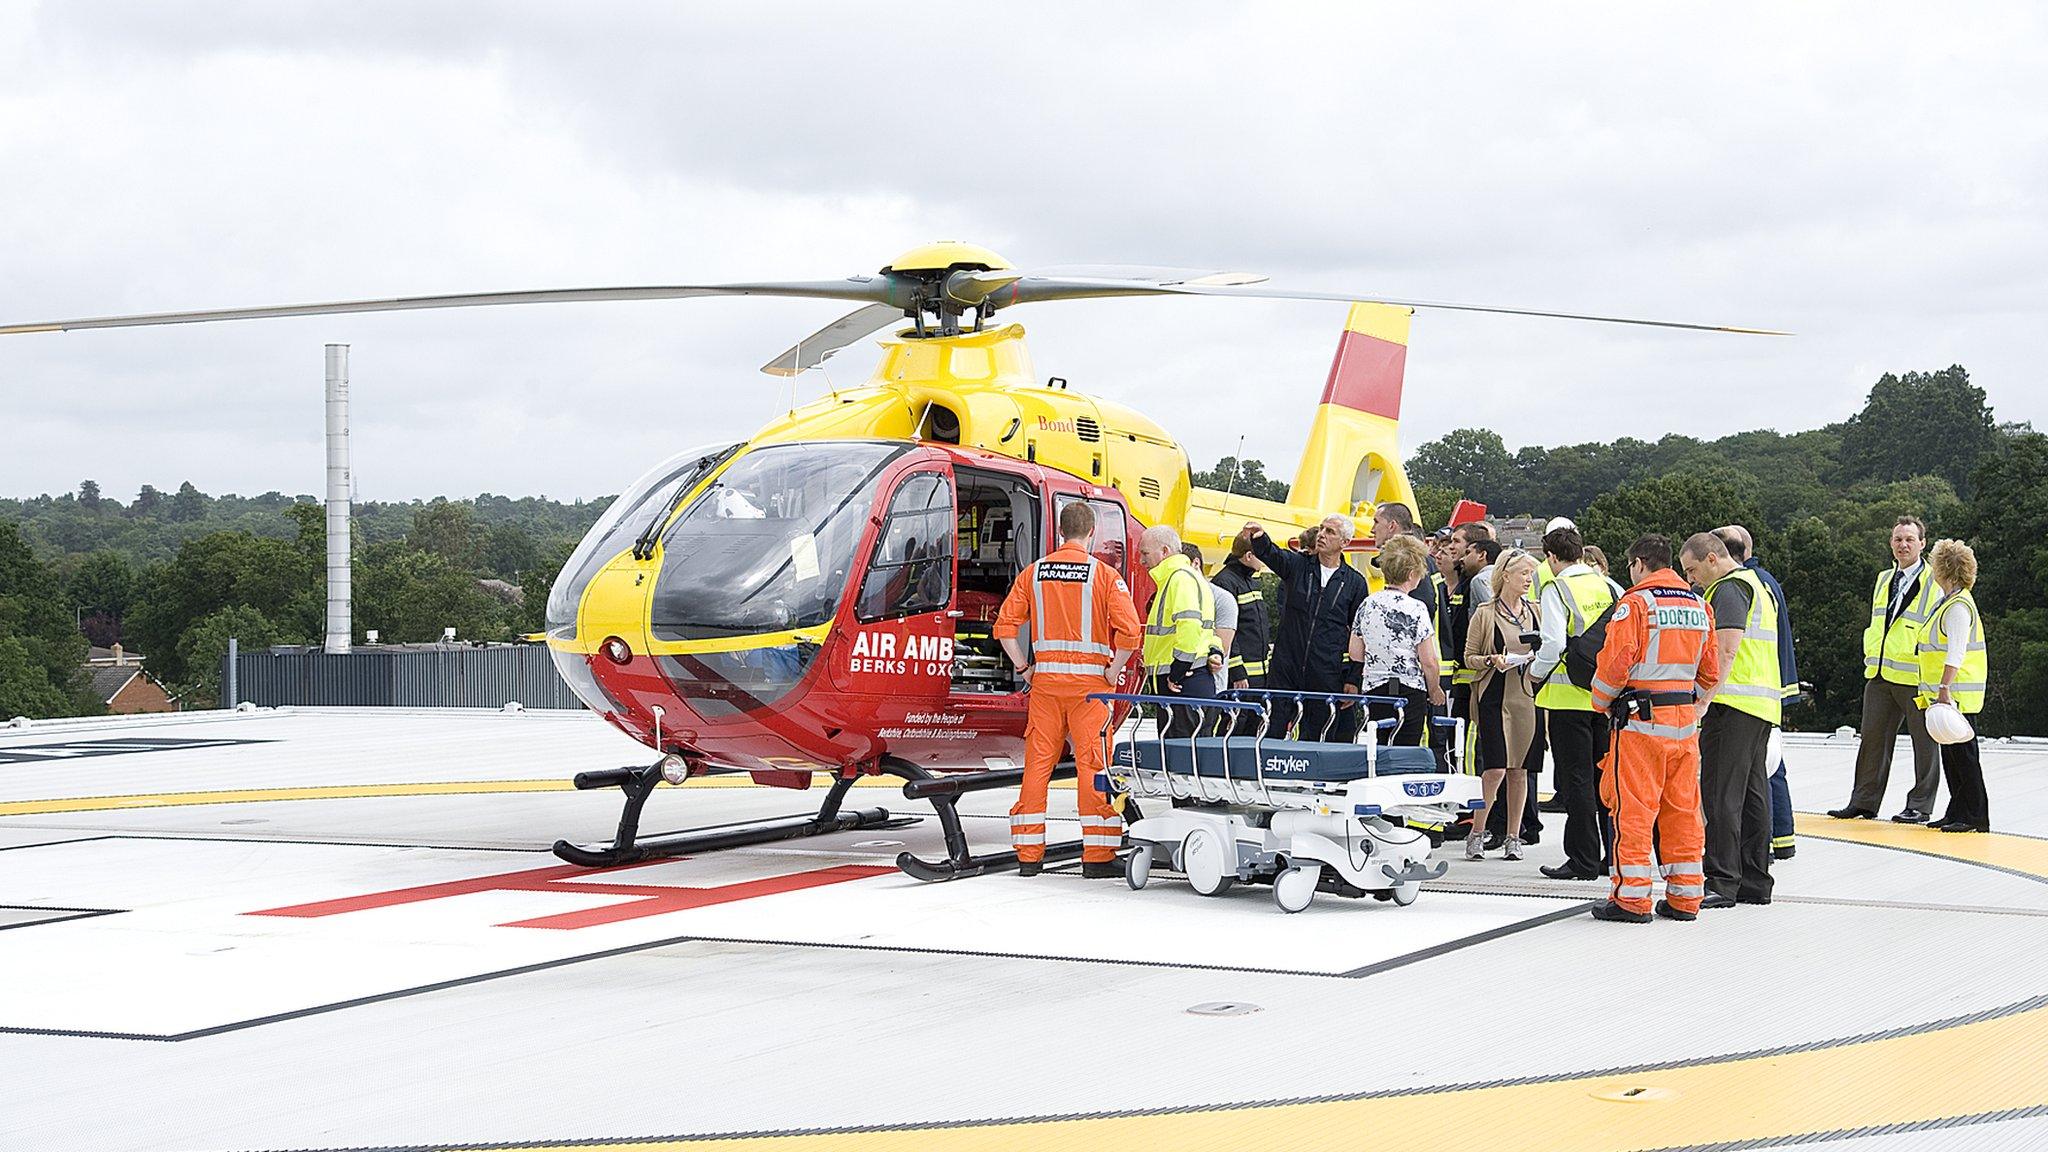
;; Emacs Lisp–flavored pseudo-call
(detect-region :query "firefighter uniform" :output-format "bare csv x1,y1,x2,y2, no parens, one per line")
1210,557,1270,688
993,543,1143,867
1589,568,1721,919
1144,551,1220,738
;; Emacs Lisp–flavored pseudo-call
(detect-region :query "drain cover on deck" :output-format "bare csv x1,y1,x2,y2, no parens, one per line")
1186,1002,1261,1017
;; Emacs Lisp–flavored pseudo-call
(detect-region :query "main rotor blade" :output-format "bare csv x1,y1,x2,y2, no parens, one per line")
0,280,896,335
977,273,1789,335
759,303,906,377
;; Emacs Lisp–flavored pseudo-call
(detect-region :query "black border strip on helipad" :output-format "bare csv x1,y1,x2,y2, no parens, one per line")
252,993,2048,1151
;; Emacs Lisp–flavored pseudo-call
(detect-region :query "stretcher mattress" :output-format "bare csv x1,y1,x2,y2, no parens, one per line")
1114,738,1440,783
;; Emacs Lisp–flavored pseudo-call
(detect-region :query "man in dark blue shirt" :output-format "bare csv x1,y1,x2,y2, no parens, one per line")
1242,515,1370,742
1718,525,1799,859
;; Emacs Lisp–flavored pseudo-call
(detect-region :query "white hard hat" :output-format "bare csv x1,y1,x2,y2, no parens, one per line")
1926,702,1976,746
1766,727,1785,771
1544,516,1577,534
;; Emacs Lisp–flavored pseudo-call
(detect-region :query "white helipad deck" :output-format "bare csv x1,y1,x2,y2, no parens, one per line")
4,708,2048,1150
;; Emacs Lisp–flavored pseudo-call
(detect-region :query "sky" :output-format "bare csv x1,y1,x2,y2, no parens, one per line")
1,2,2043,503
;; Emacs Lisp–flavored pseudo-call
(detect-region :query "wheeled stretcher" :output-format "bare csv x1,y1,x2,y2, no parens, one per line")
1092,689,1483,913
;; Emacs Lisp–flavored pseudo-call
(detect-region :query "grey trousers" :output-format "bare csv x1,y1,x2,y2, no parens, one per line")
1849,677,1941,813
1701,704,1774,902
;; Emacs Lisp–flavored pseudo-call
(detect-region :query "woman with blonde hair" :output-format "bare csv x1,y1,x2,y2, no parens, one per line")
1921,540,1992,833
1462,547,1542,859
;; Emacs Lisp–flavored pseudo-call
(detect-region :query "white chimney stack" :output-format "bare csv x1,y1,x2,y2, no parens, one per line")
324,344,352,655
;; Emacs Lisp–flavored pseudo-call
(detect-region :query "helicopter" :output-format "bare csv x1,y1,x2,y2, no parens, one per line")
1,242,1779,879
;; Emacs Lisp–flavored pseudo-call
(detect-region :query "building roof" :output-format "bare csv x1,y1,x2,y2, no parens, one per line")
87,666,140,704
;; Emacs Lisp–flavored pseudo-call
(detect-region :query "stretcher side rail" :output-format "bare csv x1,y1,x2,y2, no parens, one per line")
1089,692,1275,807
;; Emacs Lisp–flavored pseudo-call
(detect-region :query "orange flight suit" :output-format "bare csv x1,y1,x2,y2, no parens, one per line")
993,544,1143,864
1589,567,1722,916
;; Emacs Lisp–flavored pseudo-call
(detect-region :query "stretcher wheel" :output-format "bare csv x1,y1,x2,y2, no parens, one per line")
1182,828,1233,896
1273,865,1317,913
1389,882,1420,907
1125,847,1152,891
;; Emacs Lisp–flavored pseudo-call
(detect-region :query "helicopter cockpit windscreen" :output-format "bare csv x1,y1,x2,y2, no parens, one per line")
651,441,907,642
544,442,737,640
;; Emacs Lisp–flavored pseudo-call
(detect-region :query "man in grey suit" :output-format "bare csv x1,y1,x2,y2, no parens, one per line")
1829,516,1943,823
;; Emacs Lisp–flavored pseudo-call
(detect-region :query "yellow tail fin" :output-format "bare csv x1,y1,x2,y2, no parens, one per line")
1288,303,1419,521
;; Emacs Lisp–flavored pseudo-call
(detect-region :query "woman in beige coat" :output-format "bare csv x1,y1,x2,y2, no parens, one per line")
1464,549,1541,860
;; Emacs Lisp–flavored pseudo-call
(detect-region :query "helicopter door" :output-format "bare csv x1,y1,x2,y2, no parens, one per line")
845,468,956,701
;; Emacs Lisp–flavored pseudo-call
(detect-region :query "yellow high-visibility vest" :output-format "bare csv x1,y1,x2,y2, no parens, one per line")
1143,553,1217,675
1916,588,1986,714
1535,567,1616,712
1704,567,1783,725
1864,566,1940,686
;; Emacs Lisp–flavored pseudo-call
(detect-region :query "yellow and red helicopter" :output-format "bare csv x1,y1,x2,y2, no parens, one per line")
1,242,1776,877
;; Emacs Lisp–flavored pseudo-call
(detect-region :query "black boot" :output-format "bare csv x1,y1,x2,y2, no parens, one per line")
1590,901,1652,924
1017,860,1042,877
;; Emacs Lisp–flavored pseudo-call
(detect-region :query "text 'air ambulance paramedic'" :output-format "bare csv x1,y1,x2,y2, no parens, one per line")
1243,515,1372,742
994,500,1142,878
1681,531,1779,908
1138,525,1220,739
1587,534,1720,923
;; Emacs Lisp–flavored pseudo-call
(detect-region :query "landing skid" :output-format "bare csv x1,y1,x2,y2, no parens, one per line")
553,756,1133,878
551,764,918,868
894,760,1143,882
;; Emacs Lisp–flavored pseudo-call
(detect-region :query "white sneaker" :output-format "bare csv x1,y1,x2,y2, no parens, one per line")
1465,832,1486,860
1503,838,1525,861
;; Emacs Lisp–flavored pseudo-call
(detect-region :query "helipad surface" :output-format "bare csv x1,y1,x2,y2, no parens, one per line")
3,707,2047,1150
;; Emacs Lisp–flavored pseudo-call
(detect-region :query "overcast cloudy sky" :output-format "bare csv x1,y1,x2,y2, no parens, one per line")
2,2,2042,503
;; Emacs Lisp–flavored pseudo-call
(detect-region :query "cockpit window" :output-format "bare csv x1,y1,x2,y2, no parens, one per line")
544,442,737,640
650,442,906,641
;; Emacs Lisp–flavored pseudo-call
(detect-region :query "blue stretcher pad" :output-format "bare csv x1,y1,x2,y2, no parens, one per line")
1113,738,1439,784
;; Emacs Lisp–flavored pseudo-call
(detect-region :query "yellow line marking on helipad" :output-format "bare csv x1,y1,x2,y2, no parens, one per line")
422,815,2048,1152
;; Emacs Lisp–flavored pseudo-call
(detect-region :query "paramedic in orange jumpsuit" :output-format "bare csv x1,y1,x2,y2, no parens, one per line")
1587,534,1722,923
994,500,1143,878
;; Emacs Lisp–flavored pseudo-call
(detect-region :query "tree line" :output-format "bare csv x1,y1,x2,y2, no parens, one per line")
0,487,609,716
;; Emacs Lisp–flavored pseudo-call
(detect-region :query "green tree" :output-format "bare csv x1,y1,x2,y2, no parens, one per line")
66,551,137,621
481,523,541,580
1405,428,1517,509
1577,468,1770,564
177,605,278,707
1837,366,1997,497
78,480,102,511
1191,457,1290,502
168,481,209,523
354,543,511,643
1413,483,1459,534
0,522,95,717
409,500,481,570
123,531,320,686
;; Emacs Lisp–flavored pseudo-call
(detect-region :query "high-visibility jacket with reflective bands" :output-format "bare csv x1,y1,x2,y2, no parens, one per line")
993,544,1143,688
1210,559,1270,679
1704,566,1783,725
1865,565,1940,686
1143,553,1217,677
1917,588,1987,714
1589,568,1720,741
1535,567,1618,712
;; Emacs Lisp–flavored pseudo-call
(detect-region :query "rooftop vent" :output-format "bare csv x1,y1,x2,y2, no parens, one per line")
1075,416,1101,442
1138,477,1162,500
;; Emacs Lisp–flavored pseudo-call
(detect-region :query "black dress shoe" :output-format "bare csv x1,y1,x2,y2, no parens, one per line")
1590,901,1652,923
1773,844,1797,860
1080,861,1122,878
1017,861,1042,877
1827,806,1877,820
1738,892,1773,905
1654,899,1697,922
1521,831,1543,846
1699,893,1737,909
1540,863,1602,881
1482,831,1506,852
1891,809,1929,824
1937,821,1989,834
1538,799,1569,814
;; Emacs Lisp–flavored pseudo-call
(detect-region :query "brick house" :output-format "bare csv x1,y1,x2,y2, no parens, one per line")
85,645,176,714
